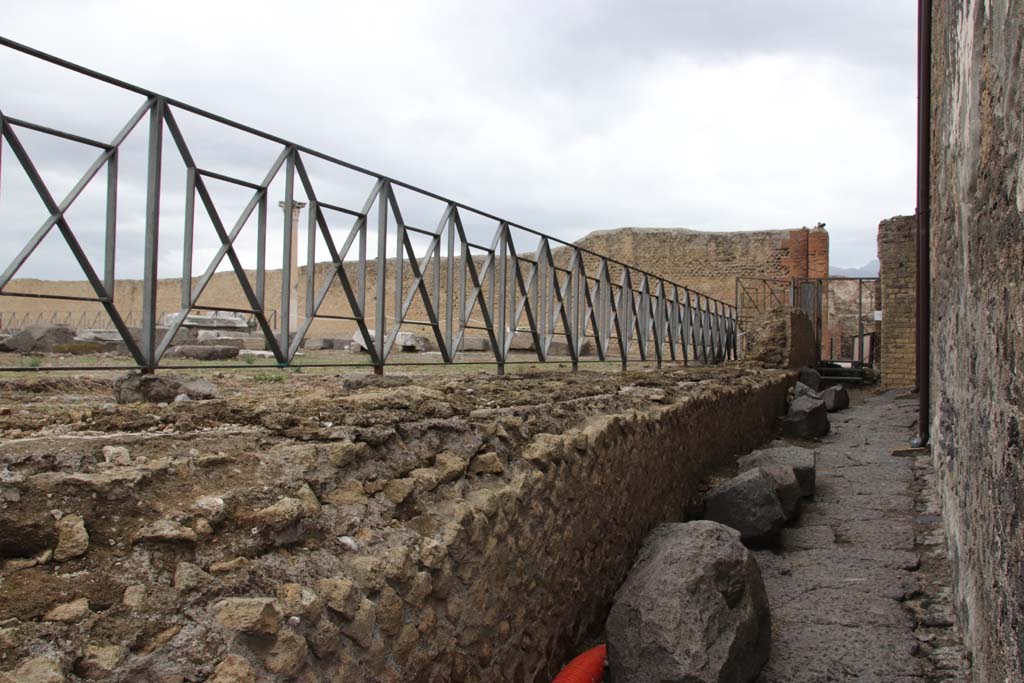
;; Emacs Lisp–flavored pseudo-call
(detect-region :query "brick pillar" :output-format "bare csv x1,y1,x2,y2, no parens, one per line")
782,228,810,279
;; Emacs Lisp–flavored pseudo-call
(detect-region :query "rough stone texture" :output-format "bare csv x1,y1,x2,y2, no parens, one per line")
797,367,822,391
877,215,917,388
744,307,817,369
758,464,802,521
607,521,770,683
755,390,971,682
738,445,816,498
778,395,830,439
0,367,791,682
821,384,850,412
930,2,1024,680
704,468,786,546
163,344,240,361
0,325,76,354
53,513,89,561
112,373,218,403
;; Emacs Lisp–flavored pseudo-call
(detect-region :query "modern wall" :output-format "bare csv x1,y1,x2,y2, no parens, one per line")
930,2,1024,680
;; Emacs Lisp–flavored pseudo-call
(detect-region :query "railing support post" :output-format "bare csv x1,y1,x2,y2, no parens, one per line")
140,97,164,373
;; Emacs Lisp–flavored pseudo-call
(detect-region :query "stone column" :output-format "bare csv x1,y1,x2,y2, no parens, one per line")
279,201,307,333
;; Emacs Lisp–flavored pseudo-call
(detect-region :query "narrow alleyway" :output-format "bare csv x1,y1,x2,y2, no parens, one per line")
754,390,971,682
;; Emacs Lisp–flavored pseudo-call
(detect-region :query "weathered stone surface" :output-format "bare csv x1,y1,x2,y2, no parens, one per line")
0,656,64,683
705,468,786,546
779,395,830,438
132,519,198,544
821,385,849,412
738,446,816,498
759,464,802,521
207,655,257,683
929,5,1024,679
113,373,217,403
249,496,306,530
212,597,282,634
75,644,124,680
316,577,360,618
607,521,770,683
0,325,75,353
53,513,89,560
164,344,239,360
0,366,793,683
43,597,91,622
797,367,822,391
468,452,504,475
264,628,308,676
794,381,821,400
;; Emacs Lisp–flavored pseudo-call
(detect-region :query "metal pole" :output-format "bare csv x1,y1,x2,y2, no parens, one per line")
140,98,164,372
913,0,932,447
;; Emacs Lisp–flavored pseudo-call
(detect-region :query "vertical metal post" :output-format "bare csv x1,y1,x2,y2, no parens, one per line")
140,98,164,372
279,151,295,361
374,180,389,374
181,166,196,309
913,0,932,447
256,193,267,306
497,224,507,376
444,211,454,356
858,278,864,366
104,151,118,296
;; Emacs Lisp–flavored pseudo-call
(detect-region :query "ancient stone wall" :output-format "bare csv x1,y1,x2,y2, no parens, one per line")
877,216,917,387
0,367,791,682
574,226,829,306
930,2,1024,680
2,226,828,347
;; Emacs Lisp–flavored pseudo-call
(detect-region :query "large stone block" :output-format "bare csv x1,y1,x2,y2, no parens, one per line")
737,446,816,498
778,395,830,438
607,521,771,683
704,468,787,546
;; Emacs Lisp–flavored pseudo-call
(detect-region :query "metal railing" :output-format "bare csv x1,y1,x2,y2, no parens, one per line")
0,37,737,373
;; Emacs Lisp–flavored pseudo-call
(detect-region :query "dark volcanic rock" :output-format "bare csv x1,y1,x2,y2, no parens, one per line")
738,446,817,498
705,468,786,546
779,395,830,438
798,367,822,391
607,521,771,683
822,385,850,412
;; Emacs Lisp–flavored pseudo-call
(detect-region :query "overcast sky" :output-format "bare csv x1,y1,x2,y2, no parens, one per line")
1,0,916,285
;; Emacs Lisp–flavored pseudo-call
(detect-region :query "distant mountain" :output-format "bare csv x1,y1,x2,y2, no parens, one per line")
830,259,879,278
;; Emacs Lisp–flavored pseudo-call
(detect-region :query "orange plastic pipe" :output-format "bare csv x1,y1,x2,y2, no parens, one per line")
552,644,607,683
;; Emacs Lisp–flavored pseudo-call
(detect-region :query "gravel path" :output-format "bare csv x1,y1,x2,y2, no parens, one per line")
754,390,971,682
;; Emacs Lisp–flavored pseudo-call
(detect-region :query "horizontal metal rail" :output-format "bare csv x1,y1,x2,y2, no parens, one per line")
0,37,738,373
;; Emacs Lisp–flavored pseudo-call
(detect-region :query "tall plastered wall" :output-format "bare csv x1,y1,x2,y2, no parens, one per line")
931,2,1024,680
877,216,917,387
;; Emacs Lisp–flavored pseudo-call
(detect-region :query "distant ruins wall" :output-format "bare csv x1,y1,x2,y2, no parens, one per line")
1,227,829,341
930,2,1024,681
574,225,829,306
877,216,916,387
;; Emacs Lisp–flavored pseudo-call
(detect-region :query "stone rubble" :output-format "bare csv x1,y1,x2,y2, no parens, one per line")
607,521,771,683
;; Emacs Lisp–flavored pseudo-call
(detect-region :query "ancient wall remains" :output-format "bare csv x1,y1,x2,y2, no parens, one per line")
930,2,1024,680
0,367,791,682
1,227,828,343
877,216,917,387
574,225,829,306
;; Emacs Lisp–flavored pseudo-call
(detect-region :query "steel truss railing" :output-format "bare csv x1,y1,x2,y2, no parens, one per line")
0,37,737,373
